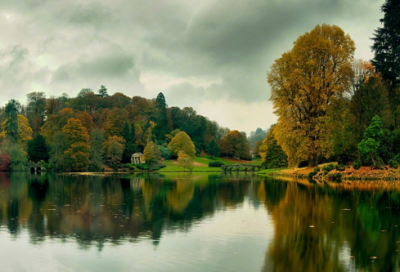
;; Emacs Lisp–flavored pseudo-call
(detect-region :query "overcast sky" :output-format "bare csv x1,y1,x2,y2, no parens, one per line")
0,0,385,134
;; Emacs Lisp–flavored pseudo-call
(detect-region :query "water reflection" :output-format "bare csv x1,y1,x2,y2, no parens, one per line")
1,172,400,271
0,173,256,249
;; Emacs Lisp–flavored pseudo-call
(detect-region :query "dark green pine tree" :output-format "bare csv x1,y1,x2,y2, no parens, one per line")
27,134,50,163
4,99,21,141
122,121,138,163
98,85,109,97
153,92,171,142
206,139,220,158
263,140,288,169
371,0,400,95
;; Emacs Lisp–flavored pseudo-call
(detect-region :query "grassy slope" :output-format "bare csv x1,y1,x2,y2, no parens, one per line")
257,168,287,175
159,156,262,172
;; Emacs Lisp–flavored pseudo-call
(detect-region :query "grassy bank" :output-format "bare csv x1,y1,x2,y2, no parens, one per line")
158,156,262,172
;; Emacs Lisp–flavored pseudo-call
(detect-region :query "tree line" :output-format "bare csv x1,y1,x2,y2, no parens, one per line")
0,85,252,171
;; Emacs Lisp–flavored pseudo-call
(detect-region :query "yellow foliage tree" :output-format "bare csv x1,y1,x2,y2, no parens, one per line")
62,118,90,171
0,115,33,151
177,151,194,172
168,131,196,158
103,136,125,167
267,24,355,167
143,141,161,165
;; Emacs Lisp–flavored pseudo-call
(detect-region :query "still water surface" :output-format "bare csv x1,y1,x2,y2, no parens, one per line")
0,172,400,271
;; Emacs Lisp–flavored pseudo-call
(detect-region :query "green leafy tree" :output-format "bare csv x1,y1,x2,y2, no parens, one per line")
27,134,49,163
4,99,21,141
358,115,384,168
206,139,220,158
89,129,104,171
168,131,196,158
0,138,27,170
49,131,69,171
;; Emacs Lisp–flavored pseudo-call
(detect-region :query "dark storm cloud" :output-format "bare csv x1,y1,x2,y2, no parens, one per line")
0,0,385,132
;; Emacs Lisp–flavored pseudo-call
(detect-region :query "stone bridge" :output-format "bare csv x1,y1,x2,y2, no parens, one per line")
28,162,45,173
221,164,261,173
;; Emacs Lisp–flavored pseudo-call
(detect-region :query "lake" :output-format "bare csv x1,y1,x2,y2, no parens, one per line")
0,172,399,272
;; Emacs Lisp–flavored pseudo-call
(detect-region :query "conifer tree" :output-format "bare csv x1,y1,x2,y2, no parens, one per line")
27,134,50,163
4,100,21,141
154,92,171,141
372,0,400,93
121,121,138,163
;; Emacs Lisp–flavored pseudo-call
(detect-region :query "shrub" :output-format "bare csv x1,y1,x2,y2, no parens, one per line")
134,163,164,171
158,145,171,160
322,164,335,174
308,167,320,180
389,159,399,169
209,161,225,167
353,160,361,170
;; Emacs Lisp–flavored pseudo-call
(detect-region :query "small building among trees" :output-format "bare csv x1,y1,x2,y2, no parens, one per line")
131,152,145,164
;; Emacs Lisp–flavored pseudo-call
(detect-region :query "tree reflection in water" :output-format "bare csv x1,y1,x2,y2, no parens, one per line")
2,172,400,271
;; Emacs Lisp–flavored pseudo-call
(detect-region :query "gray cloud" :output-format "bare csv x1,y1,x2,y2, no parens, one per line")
0,0,385,133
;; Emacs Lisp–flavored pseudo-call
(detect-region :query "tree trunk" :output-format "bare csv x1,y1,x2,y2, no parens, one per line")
308,156,317,168
369,152,376,168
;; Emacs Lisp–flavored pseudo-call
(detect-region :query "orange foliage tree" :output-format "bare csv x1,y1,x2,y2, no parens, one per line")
219,130,249,159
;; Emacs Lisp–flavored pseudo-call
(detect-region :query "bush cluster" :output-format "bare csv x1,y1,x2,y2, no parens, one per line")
209,161,225,167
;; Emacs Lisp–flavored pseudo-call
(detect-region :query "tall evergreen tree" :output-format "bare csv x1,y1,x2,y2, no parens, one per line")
98,85,109,97
154,92,171,141
4,100,21,141
372,0,400,93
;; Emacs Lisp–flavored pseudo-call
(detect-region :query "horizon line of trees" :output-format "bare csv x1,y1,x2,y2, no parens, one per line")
0,85,254,171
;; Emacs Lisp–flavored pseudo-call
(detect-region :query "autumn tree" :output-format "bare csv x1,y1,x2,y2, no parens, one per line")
27,134,49,163
206,139,220,158
0,153,11,171
219,130,249,159
143,141,161,166
103,108,128,138
358,115,384,168
178,151,194,172
0,138,27,170
103,136,125,168
267,24,355,167
62,118,90,171
168,131,196,158
0,115,33,150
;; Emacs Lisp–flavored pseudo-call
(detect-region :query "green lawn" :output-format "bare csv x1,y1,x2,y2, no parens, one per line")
257,168,287,175
159,156,262,172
